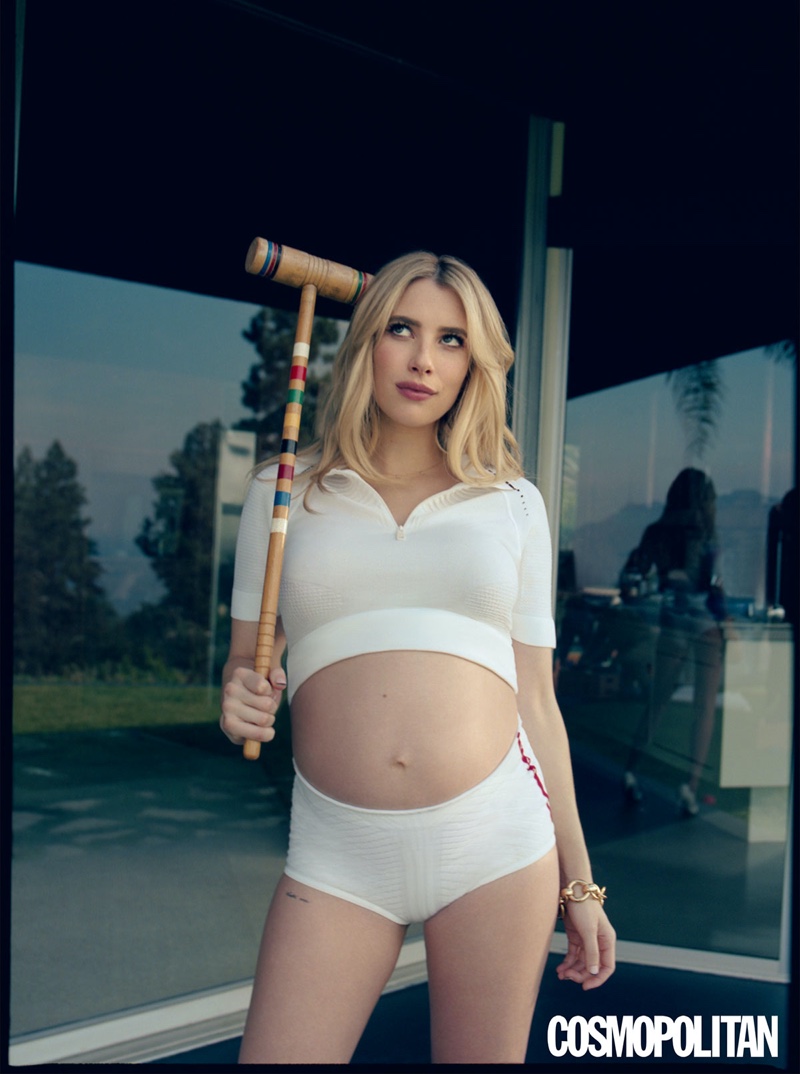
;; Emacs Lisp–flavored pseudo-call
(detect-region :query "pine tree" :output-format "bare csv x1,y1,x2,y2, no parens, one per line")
136,421,221,627
133,421,225,679
14,442,119,674
237,306,340,458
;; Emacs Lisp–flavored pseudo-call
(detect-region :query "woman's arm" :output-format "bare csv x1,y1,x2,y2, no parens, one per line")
220,617,287,746
514,640,616,990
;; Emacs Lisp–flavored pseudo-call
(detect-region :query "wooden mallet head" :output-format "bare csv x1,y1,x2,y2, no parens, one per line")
245,238,372,305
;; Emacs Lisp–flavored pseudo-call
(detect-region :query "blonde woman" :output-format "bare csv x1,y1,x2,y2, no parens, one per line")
221,251,615,1064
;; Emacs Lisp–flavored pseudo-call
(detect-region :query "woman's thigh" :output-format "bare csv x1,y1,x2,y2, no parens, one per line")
423,846,559,1065
239,873,407,1065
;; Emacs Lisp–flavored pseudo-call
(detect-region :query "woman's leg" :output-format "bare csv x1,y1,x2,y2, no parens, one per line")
626,625,686,772
686,626,724,793
239,873,407,1064
423,846,559,1064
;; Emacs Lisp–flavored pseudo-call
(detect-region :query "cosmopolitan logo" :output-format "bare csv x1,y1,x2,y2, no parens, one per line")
548,1015,779,1059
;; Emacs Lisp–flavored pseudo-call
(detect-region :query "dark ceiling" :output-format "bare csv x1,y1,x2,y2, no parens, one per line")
12,0,799,397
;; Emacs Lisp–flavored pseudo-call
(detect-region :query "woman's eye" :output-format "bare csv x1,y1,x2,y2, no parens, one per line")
441,332,465,347
387,321,412,337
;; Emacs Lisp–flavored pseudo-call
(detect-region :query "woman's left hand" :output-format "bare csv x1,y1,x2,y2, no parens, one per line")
556,900,616,990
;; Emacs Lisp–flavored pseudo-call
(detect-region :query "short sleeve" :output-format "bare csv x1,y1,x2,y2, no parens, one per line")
230,469,276,621
510,480,557,648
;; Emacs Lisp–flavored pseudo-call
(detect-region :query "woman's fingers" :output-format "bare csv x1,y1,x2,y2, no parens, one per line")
555,905,616,990
220,666,284,743
220,702,276,744
267,666,287,693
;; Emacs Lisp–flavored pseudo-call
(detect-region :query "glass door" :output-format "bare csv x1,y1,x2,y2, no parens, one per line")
553,344,794,969
10,264,345,1048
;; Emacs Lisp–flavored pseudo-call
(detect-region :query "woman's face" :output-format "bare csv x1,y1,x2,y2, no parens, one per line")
371,278,470,433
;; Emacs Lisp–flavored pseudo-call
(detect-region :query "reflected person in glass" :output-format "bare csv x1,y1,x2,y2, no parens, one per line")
220,251,615,1064
621,468,727,816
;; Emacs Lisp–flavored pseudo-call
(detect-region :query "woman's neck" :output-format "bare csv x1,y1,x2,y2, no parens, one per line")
374,434,445,480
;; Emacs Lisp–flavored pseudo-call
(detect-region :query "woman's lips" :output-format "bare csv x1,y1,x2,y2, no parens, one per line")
396,382,435,401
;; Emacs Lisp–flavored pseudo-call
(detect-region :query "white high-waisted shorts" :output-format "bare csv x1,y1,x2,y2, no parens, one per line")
284,719,556,924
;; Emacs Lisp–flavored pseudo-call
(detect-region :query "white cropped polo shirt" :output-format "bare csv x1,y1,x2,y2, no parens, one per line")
231,466,556,701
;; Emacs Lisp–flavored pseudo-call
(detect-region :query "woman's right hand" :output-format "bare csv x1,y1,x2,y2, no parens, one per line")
220,666,287,746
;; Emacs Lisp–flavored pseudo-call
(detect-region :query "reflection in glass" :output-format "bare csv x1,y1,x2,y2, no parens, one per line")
556,346,794,960
11,264,344,1035
619,468,726,817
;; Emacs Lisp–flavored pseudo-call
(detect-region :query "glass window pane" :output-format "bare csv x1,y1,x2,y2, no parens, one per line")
11,264,346,1034
556,346,795,959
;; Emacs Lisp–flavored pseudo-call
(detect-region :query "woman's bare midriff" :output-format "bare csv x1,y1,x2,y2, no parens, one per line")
289,651,519,809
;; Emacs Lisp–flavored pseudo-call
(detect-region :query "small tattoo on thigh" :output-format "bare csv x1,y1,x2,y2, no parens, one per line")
286,890,310,903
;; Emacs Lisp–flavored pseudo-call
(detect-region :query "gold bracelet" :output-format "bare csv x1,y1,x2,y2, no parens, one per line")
559,879,607,919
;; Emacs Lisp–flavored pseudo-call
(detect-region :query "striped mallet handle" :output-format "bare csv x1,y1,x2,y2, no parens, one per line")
242,240,372,760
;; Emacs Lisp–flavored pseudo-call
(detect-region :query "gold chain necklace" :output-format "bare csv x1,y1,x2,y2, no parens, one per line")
380,458,445,480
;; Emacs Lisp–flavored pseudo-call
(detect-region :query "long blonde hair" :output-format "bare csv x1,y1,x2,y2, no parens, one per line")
260,251,523,490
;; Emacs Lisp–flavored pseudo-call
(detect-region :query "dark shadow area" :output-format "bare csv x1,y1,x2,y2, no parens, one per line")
13,2,798,397
157,954,789,1067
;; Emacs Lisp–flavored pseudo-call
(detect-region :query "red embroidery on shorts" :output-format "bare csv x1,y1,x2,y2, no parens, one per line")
517,731,551,813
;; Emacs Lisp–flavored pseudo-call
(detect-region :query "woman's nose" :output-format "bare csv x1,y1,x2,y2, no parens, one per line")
409,337,434,373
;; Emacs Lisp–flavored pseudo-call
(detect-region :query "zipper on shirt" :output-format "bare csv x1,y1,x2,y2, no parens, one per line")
395,524,406,541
